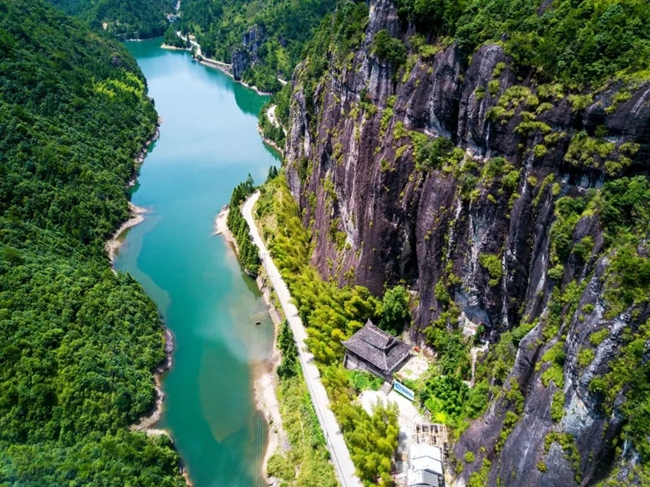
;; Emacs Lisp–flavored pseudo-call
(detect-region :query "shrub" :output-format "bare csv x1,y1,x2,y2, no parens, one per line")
534,144,548,158
578,348,595,368
372,29,407,67
379,285,411,335
551,391,565,422
347,370,384,392
589,329,609,347
479,253,502,286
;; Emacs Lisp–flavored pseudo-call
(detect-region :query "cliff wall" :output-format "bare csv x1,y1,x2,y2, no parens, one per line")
282,0,650,484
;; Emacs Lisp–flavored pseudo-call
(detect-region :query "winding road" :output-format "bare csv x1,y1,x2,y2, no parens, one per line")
242,192,362,487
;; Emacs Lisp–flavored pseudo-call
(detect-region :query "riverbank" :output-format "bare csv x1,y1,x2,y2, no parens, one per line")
130,329,192,487
257,126,285,157
130,122,161,187
107,121,160,262
131,328,174,434
161,44,190,51
106,202,148,265
258,104,286,157
215,205,287,485
254,272,287,482
242,190,362,486
171,32,273,96
214,205,238,253
197,54,272,96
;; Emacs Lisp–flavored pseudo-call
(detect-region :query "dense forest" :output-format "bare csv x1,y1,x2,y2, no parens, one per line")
394,0,650,87
0,0,185,484
178,0,337,92
47,0,175,39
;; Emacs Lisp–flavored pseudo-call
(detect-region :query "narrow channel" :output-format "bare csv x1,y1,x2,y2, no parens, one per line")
114,39,279,487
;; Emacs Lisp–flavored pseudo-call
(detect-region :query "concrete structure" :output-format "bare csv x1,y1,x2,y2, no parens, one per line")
342,320,411,380
415,423,449,454
407,443,445,487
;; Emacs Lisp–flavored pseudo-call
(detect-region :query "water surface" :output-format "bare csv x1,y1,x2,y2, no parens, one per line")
116,38,278,487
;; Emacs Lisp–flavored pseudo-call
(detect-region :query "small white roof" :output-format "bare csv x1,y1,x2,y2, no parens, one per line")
407,468,440,487
410,443,443,464
407,443,444,487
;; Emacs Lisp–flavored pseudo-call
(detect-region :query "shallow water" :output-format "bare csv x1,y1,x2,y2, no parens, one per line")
116,38,279,487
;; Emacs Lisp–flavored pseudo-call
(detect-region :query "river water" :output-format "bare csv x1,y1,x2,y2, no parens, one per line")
116,39,279,487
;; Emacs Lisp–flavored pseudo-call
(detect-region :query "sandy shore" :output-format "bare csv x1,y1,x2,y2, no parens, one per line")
105,203,147,265
215,205,287,484
254,359,284,482
161,43,191,51
214,205,240,254
254,273,287,482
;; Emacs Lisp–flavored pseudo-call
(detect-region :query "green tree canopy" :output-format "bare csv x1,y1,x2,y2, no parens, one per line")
379,285,411,335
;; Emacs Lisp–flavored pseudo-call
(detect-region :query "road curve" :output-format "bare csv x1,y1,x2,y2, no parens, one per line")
242,191,362,487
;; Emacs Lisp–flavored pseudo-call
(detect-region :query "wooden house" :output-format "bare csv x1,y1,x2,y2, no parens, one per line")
342,320,411,380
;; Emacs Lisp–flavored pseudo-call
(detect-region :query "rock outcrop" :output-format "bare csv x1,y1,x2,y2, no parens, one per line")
281,0,650,485
231,24,265,80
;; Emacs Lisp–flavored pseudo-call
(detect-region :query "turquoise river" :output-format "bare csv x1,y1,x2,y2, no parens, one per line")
116,39,279,486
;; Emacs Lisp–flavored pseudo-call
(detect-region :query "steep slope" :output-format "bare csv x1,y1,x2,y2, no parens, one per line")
179,0,337,91
281,0,650,484
47,0,175,39
0,1,185,484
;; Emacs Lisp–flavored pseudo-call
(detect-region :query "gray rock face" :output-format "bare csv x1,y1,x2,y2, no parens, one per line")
231,48,249,81
231,24,265,80
281,0,650,484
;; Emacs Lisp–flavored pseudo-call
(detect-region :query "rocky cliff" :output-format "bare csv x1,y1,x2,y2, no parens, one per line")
282,0,650,485
231,24,265,80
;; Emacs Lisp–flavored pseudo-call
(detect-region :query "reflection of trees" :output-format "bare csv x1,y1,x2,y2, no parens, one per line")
232,81,268,117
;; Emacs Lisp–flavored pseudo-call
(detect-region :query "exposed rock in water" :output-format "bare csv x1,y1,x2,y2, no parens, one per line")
281,0,650,484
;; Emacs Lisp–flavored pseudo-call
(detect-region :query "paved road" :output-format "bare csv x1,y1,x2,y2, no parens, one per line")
243,192,362,487
266,105,287,137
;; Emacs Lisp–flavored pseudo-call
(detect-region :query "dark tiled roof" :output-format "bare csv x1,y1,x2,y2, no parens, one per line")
342,320,411,374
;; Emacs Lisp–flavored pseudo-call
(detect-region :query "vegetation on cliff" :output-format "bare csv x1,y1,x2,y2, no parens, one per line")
178,0,337,92
0,0,184,483
47,0,175,39
275,0,650,483
396,0,650,87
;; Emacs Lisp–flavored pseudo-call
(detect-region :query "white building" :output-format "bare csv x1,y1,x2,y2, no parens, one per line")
407,443,444,487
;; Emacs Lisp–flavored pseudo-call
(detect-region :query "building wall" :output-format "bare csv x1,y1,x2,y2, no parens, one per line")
344,351,389,380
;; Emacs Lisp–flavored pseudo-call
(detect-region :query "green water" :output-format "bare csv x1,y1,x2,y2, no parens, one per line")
115,39,279,487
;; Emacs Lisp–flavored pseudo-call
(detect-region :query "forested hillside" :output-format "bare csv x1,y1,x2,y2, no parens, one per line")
179,0,337,92
0,0,185,484
47,0,175,39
